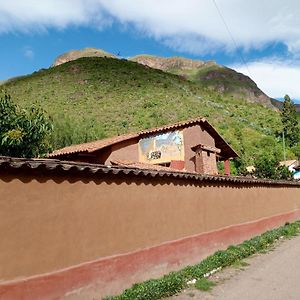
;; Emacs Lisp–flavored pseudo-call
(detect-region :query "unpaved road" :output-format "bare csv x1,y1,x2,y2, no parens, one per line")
171,234,300,300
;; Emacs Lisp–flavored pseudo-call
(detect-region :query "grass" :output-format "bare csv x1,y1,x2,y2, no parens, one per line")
1,56,292,165
232,260,250,269
194,278,216,291
103,220,300,300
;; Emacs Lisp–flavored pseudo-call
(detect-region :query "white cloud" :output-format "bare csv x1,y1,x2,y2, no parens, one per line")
23,46,34,59
231,59,300,99
98,0,300,54
0,0,109,33
1,0,300,55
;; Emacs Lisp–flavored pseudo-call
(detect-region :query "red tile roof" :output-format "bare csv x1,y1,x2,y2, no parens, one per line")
1,156,298,186
110,159,188,172
49,133,138,157
49,117,238,159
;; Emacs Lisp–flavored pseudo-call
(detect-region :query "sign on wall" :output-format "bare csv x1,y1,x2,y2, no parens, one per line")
139,130,184,164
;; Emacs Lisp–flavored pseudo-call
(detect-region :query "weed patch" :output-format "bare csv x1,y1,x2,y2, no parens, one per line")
232,260,250,269
194,278,216,291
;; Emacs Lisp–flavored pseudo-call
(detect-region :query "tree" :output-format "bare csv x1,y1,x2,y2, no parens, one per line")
253,153,292,180
276,165,293,180
291,143,300,160
0,92,53,157
254,153,278,179
281,94,300,147
233,157,248,176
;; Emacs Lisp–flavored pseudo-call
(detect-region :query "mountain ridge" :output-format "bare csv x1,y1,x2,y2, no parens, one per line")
52,48,275,109
52,47,116,67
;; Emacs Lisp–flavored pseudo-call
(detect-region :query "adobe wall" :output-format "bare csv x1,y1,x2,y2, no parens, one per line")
99,138,139,164
183,124,216,172
1,170,300,299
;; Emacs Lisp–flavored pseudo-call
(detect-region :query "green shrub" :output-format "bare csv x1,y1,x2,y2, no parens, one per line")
194,278,216,291
0,92,53,157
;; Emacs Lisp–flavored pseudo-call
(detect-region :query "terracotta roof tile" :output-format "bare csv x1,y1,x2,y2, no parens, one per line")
49,133,138,157
1,156,298,186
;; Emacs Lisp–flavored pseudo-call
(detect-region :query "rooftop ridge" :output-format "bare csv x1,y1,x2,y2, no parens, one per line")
0,156,298,187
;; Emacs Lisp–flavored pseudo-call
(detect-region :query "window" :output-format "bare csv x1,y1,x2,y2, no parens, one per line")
157,162,171,167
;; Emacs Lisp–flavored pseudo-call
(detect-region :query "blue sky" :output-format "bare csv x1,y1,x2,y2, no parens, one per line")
1,0,300,101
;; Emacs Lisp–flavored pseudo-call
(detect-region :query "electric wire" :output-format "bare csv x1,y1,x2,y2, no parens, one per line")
212,0,252,77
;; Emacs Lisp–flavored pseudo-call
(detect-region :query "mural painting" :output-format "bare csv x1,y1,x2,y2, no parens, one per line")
139,130,184,164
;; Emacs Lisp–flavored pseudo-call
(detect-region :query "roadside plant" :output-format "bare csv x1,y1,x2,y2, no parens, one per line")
104,221,300,300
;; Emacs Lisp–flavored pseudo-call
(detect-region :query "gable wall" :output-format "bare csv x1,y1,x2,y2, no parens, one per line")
183,124,216,173
100,139,139,165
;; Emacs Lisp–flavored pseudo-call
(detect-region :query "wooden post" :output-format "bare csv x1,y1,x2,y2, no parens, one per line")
224,159,230,176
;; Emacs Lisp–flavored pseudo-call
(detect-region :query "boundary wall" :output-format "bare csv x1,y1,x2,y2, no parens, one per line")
1,157,300,299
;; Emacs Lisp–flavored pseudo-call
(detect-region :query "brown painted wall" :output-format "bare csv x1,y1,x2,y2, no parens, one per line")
183,124,215,172
101,139,139,164
1,171,300,283
202,151,218,174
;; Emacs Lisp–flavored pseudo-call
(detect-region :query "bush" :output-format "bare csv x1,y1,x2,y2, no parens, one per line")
276,165,293,180
253,153,278,179
0,92,53,157
253,153,292,180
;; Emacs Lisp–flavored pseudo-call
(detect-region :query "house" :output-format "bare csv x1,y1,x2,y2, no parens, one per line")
247,160,300,180
49,117,238,175
279,160,299,172
284,160,300,180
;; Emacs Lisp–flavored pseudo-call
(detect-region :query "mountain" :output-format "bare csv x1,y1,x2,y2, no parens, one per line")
52,47,116,66
2,54,284,166
52,48,275,109
129,55,274,109
129,55,210,71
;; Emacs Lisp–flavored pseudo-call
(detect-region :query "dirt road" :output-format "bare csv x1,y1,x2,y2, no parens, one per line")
171,234,300,300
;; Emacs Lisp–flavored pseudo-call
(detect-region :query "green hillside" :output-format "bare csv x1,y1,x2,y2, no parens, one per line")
2,56,290,165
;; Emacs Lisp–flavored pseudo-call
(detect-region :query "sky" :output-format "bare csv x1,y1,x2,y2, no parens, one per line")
1,0,300,101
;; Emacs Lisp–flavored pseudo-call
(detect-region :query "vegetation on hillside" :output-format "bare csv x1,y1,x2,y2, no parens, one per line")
282,94,300,147
2,56,298,167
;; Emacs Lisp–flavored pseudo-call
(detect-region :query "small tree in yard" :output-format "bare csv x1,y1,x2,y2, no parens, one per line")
253,153,292,180
281,94,300,147
233,157,249,176
0,92,53,157
276,165,293,180
254,154,278,179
